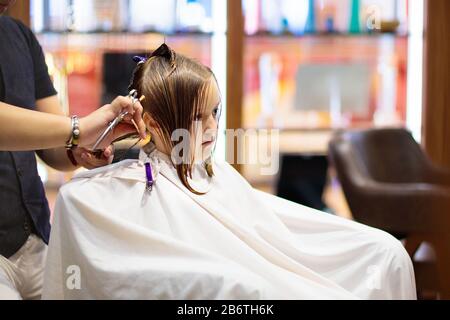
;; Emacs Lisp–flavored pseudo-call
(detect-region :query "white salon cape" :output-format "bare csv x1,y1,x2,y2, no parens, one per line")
42,146,417,300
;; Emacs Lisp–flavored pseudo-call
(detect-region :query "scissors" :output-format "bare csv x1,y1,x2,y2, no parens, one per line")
91,90,143,159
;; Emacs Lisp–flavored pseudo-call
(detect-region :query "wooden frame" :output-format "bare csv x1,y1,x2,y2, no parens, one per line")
226,0,244,172
5,0,30,26
423,0,450,169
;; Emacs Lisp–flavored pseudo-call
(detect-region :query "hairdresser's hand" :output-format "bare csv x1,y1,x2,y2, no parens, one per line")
78,96,147,149
72,145,115,170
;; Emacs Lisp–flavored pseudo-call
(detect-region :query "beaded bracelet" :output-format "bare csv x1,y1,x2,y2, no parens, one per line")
65,115,80,150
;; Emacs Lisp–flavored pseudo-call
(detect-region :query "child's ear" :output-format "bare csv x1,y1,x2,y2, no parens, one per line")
143,112,160,145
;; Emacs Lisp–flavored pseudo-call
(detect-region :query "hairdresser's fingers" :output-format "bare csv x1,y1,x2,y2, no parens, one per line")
72,147,111,169
80,151,113,169
122,105,145,139
79,96,145,149
111,96,146,140
97,96,133,126
102,144,115,159
110,96,135,116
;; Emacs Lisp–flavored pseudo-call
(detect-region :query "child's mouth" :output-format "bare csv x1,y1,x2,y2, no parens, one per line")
202,139,215,147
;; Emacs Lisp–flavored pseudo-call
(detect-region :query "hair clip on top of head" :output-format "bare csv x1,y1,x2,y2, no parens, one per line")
131,44,177,80
150,43,174,60
150,43,177,74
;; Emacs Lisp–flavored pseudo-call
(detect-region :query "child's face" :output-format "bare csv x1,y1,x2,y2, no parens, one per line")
144,77,221,163
193,78,221,159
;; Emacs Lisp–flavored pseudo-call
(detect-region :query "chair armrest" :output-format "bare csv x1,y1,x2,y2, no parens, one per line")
424,163,450,187
353,182,450,234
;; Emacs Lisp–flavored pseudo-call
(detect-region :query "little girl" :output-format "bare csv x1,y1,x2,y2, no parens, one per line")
42,44,416,300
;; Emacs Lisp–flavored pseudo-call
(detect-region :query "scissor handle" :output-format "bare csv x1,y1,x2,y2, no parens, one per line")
90,89,139,153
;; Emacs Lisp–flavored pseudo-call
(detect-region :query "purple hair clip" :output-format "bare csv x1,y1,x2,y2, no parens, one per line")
145,162,154,193
132,44,176,72
133,55,147,66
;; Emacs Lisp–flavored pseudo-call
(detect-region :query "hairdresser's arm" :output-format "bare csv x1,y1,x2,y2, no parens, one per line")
0,96,146,152
34,96,113,171
0,101,71,151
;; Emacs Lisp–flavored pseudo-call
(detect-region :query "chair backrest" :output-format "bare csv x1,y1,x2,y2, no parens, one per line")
329,128,428,185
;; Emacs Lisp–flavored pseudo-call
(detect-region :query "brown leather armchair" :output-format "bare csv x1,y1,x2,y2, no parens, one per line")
328,128,450,299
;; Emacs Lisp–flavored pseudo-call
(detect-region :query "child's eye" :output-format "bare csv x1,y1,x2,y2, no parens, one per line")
213,107,220,118
194,114,203,121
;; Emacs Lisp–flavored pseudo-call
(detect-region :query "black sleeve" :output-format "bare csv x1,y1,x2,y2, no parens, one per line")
14,19,57,100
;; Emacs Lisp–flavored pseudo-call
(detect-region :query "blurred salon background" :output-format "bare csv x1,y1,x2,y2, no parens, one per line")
7,0,450,299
